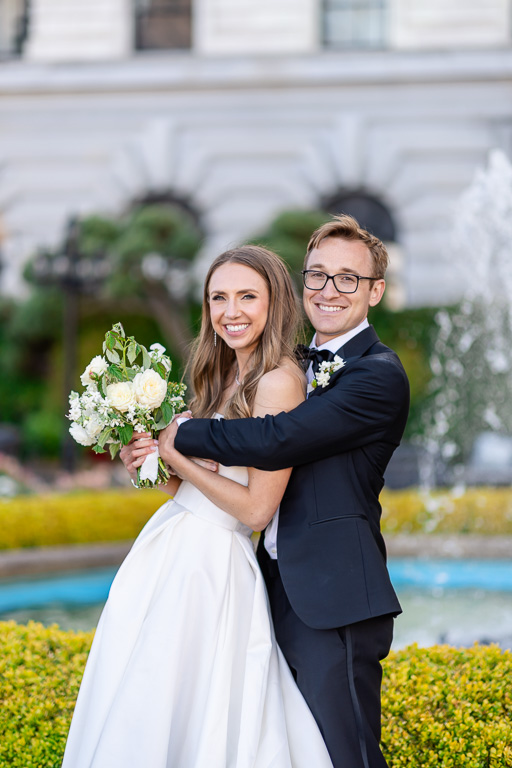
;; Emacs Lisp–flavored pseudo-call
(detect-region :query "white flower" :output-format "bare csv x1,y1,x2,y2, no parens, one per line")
84,415,104,439
149,343,171,370
149,343,166,357
315,371,330,387
133,369,167,409
106,381,137,412
69,422,96,446
80,355,109,387
311,355,346,389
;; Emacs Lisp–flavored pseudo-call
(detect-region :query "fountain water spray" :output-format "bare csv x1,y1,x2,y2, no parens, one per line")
423,149,512,485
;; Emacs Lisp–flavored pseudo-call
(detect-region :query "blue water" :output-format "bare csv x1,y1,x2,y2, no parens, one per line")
389,559,512,592
0,567,118,612
0,559,511,614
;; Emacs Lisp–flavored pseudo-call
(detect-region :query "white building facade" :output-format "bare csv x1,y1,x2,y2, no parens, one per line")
0,0,511,304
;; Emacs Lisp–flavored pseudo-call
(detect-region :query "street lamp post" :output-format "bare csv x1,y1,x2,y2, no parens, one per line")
32,216,110,472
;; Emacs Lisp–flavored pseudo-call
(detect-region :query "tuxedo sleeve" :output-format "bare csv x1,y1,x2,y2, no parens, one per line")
175,355,409,471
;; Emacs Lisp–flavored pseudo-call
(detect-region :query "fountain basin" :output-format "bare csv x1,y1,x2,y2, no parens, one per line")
0,559,511,649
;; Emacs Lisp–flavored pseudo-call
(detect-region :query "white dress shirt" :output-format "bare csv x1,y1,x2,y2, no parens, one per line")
264,319,370,560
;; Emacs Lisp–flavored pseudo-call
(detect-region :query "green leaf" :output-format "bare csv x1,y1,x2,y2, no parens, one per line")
127,341,138,365
152,407,167,430
160,400,173,424
152,361,166,379
112,322,126,338
141,347,151,369
92,444,107,454
97,427,112,448
118,424,134,445
105,348,121,364
109,443,120,460
107,364,124,381
105,331,117,351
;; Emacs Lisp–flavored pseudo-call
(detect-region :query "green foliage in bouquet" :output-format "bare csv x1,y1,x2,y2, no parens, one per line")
68,323,187,487
0,623,510,768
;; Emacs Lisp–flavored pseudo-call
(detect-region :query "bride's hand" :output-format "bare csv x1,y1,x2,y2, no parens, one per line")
159,419,218,475
120,433,158,480
190,457,219,473
158,420,181,464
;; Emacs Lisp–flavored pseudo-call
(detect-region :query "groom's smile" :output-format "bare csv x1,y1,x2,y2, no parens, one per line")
303,237,385,345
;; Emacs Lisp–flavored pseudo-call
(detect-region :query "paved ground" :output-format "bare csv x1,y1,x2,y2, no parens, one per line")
0,535,510,578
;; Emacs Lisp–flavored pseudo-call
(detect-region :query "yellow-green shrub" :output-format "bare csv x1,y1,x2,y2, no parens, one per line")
382,644,512,767
381,487,512,536
0,621,93,768
0,621,511,767
1,486,512,551
0,490,168,549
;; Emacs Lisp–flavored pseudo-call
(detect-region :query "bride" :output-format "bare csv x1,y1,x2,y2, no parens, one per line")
62,245,333,768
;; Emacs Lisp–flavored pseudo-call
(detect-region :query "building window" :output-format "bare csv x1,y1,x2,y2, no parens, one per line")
323,0,386,49
134,0,192,51
0,0,29,59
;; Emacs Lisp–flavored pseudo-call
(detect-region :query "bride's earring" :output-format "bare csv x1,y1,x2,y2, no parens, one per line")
214,331,217,347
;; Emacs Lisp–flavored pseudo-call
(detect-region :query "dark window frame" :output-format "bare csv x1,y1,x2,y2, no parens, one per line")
134,0,192,51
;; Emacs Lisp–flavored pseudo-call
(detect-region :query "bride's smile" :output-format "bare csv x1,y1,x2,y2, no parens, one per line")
208,262,270,362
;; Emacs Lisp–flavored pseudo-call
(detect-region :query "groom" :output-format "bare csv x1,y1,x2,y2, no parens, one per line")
169,215,409,768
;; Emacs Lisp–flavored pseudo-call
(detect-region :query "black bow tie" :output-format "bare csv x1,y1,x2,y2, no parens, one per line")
295,345,335,374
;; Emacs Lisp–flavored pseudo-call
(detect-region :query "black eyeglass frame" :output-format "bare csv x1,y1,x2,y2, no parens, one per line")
301,270,376,294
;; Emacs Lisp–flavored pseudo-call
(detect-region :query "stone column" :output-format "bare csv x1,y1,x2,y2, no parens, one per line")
390,0,512,49
195,0,318,54
24,0,133,61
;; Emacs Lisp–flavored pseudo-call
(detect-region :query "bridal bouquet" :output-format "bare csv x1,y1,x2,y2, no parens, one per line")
67,323,187,488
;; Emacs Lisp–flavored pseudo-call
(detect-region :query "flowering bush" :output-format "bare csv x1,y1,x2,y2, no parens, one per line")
68,324,187,487
0,490,167,549
381,487,512,535
0,623,510,768
382,644,512,767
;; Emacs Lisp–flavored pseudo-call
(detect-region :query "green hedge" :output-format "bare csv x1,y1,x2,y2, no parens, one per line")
0,489,168,549
0,622,510,767
1,487,512,551
383,644,512,767
380,487,512,536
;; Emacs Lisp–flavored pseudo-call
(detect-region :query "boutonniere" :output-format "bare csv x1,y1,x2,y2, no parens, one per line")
311,355,346,389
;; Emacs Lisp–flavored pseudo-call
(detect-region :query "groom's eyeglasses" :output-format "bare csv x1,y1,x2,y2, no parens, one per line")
301,270,375,294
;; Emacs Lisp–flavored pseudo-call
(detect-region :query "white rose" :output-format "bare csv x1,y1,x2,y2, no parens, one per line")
80,355,109,387
133,369,167,409
69,422,95,446
84,415,104,439
106,381,137,412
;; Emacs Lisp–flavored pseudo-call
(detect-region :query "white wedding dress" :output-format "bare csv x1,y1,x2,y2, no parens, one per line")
62,423,333,768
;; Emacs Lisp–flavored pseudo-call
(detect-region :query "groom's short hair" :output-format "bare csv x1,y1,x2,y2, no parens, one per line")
305,214,389,280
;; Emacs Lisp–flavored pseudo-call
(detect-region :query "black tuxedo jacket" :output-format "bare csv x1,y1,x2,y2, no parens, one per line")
175,326,409,630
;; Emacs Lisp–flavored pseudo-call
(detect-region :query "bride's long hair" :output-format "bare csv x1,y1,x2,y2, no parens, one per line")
188,245,302,419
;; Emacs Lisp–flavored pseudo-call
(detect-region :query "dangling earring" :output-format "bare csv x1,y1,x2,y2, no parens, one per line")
214,331,217,347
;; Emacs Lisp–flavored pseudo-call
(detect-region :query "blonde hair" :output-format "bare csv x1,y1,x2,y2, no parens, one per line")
306,214,389,279
188,245,301,419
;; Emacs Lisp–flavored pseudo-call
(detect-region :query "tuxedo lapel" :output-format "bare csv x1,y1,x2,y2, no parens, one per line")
336,325,380,359
309,325,380,397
